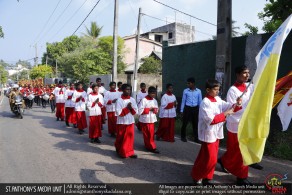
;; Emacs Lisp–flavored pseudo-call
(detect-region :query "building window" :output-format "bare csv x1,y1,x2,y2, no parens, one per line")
154,34,163,43
168,32,173,39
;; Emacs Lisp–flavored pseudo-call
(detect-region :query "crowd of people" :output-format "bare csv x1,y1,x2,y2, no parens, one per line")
8,65,264,185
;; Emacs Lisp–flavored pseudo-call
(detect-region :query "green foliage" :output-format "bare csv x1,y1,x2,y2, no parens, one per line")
139,56,162,74
0,65,8,84
242,23,259,36
84,22,102,40
0,26,4,38
98,36,126,73
42,35,81,65
258,0,292,32
43,32,126,82
29,65,53,79
0,59,10,68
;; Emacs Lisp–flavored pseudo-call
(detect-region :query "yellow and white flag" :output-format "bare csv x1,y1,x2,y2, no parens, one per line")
238,14,292,165
277,87,292,131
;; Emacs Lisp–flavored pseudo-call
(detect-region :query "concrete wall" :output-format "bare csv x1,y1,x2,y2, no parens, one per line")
151,22,195,45
162,32,292,99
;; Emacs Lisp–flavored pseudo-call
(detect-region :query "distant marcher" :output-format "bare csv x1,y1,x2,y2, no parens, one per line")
156,83,177,142
138,86,160,153
72,82,87,134
53,81,66,121
87,84,104,143
104,82,120,137
65,83,77,128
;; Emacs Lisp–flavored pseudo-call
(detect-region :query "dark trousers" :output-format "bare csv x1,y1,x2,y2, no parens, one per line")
50,99,56,112
27,99,33,108
41,99,47,108
181,105,199,141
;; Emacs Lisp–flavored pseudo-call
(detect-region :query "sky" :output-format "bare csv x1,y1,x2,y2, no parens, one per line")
0,0,267,65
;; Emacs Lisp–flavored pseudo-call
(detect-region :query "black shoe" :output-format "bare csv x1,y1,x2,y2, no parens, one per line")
110,133,116,138
202,179,212,185
249,163,263,170
217,158,228,173
156,136,161,141
181,138,187,142
90,138,95,143
151,149,160,154
237,178,252,185
79,130,83,135
56,118,59,121
129,154,138,159
66,122,69,127
61,119,64,121
73,124,77,128
94,138,101,143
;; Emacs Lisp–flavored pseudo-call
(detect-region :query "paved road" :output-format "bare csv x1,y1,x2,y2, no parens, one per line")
0,97,291,184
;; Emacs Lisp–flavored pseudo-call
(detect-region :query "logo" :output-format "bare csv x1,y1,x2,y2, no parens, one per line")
265,173,288,194
287,93,292,106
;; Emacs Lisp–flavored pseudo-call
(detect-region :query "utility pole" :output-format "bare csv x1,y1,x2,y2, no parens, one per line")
45,55,48,67
215,0,232,97
112,0,119,82
133,8,142,97
55,59,58,78
34,43,38,67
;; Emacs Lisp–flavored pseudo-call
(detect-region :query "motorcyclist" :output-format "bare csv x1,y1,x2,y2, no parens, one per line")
9,84,22,112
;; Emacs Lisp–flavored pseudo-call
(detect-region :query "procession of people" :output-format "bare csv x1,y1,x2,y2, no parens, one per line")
8,65,264,185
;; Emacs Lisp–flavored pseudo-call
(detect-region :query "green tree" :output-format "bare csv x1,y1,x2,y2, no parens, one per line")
98,36,126,73
42,35,81,65
58,37,112,83
242,23,259,36
0,59,10,68
139,56,162,74
84,22,102,40
29,65,53,79
258,0,292,33
0,65,8,84
0,26,4,38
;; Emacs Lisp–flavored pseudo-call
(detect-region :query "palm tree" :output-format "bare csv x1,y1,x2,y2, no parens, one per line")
84,22,102,40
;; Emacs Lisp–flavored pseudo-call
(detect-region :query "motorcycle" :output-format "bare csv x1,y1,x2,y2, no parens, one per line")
12,95,24,119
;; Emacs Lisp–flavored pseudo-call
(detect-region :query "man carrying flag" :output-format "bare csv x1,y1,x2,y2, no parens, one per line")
238,14,292,166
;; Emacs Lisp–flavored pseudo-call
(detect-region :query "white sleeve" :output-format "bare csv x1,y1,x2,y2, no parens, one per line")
160,95,168,109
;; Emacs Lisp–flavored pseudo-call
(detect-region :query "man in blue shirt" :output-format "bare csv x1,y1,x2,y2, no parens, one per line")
180,77,202,142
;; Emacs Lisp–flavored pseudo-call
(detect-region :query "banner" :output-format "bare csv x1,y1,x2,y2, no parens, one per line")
272,71,292,108
277,87,292,131
238,14,292,165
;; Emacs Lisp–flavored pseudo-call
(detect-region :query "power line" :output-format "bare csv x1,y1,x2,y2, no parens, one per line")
72,0,102,36
48,0,89,41
37,0,74,43
33,0,62,44
142,13,214,38
153,0,216,27
142,13,169,24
